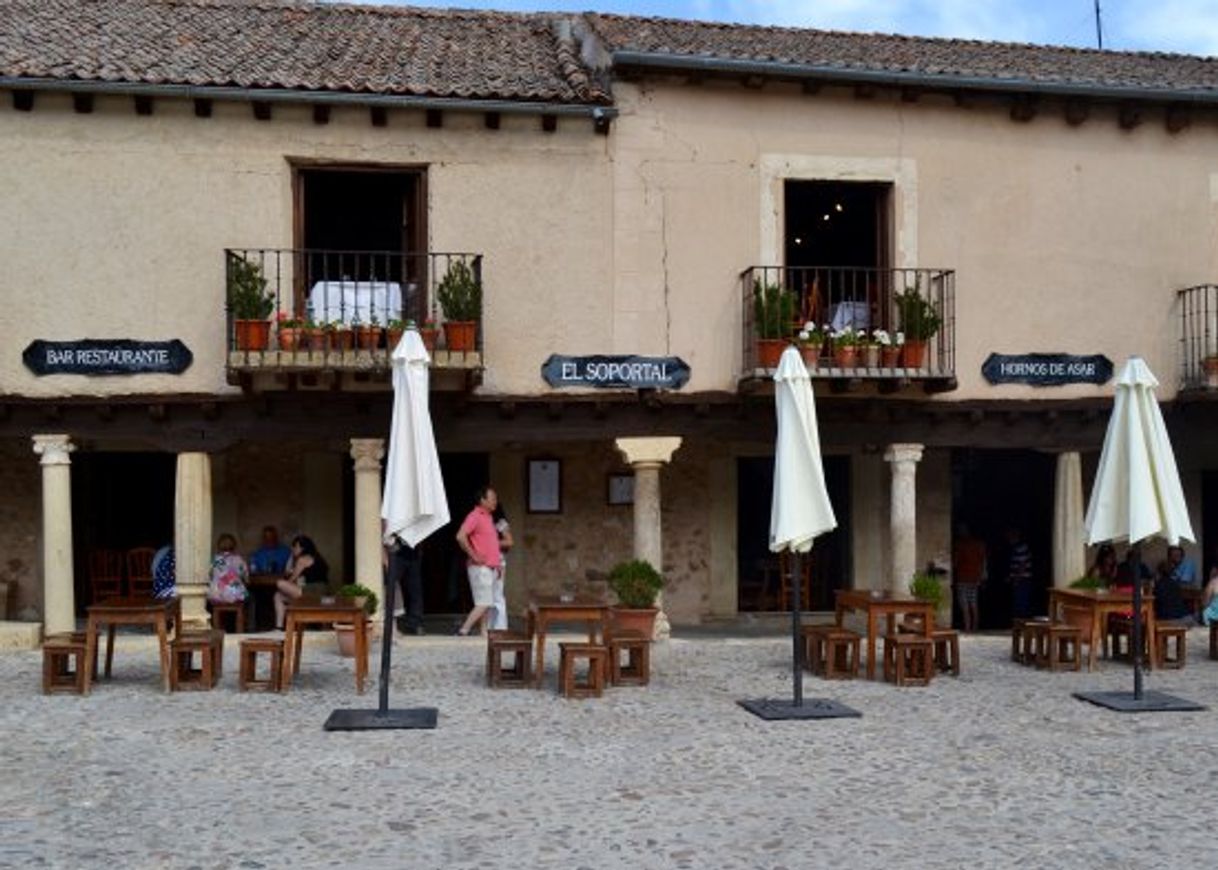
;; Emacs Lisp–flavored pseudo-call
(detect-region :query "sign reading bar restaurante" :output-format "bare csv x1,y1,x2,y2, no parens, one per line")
542,355,690,390
23,339,193,376
982,353,1112,387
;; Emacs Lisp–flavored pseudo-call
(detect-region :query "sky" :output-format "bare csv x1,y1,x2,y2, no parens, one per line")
359,1,1218,56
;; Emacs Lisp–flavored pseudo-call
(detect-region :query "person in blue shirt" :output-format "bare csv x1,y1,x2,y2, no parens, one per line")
248,525,291,575
1165,545,1198,587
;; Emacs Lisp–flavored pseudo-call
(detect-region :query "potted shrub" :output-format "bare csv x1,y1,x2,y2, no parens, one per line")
858,329,881,369
437,260,481,352
325,320,354,352
227,257,274,350
1069,575,1106,591
895,287,941,369
830,326,859,369
334,582,378,658
909,567,950,626
276,312,304,351
303,316,326,352
753,279,795,369
607,558,664,638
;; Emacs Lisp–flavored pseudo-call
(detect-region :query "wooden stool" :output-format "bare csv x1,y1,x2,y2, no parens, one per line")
883,634,933,686
1042,624,1082,672
1155,624,1188,669
821,629,860,680
608,630,651,686
170,634,216,691
558,642,608,699
210,602,245,634
931,628,961,676
42,633,89,695
181,628,225,679
239,638,284,692
1022,621,1050,666
486,631,533,688
800,624,836,674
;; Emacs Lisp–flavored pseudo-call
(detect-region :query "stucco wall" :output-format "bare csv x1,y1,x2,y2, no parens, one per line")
0,439,41,619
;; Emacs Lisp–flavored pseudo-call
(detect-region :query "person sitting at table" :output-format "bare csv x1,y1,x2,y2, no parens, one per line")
249,525,292,575
1202,567,1218,626
207,534,250,605
1153,557,1190,621
151,543,176,599
273,535,330,629
1087,543,1119,587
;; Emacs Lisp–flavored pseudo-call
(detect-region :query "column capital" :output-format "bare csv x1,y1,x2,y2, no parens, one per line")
883,443,923,466
349,438,385,471
32,434,75,466
615,436,682,468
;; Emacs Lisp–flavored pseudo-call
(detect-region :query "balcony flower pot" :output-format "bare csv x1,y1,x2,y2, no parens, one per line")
833,345,858,369
385,324,405,352
1204,355,1218,388
756,338,785,369
354,325,384,350
860,344,880,368
443,321,477,352
799,344,819,370
327,326,355,352
278,327,303,351
881,345,902,367
303,326,327,351
901,340,928,369
420,325,439,352
234,319,271,351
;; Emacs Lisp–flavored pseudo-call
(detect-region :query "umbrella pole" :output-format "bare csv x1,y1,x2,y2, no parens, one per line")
378,560,396,713
1132,574,1144,701
791,549,803,707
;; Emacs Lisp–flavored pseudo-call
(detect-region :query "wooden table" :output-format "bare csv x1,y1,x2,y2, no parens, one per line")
281,597,369,693
84,596,181,693
834,589,935,680
1048,587,1157,672
527,597,608,688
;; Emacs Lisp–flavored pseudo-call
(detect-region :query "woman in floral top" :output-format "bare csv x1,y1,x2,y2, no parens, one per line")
207,533,250,604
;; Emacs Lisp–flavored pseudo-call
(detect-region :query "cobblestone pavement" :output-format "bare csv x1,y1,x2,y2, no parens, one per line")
3,627,1217,869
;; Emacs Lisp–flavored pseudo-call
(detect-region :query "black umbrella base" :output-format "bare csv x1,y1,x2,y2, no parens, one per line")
738,698,861,721
1073,690,1206,713
323,707,439,731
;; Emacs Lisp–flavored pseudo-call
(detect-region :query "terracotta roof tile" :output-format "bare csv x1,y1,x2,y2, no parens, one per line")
586,13,1218,95
0,0,610,105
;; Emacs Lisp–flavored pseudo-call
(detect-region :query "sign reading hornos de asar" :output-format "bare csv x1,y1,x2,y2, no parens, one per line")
982,353,1112,387
542,355,690,390
23,340,193,376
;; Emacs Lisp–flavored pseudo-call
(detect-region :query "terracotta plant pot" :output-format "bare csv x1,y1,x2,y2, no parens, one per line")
334,619,373,658
443,320,477,353
420,327,439,352
327,328,354,352
610,606,658,640
881,346,902,367
799,345,819,369
861,345,880,369
233,319,271,351
755,339,785,369
833,345,858,369
354,325,383,350
303,327,327,351
901,340,928,368
278,327,302,351
385,327,404,351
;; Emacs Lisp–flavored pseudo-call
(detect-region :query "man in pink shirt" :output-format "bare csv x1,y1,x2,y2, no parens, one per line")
454,485,502,636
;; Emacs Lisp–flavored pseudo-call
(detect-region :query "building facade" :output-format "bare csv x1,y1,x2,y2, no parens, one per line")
3,0,1218,640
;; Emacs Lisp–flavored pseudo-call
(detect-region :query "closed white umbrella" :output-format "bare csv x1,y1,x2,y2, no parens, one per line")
326,327,446,731
1080,356,1198,710
770,345,837,710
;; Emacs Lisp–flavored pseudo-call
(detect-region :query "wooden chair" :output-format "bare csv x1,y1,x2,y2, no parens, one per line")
126,547,157,597
607,629,651,686
777,551,813,611
87,549,125,604
930,628,961,676
486,629,533,688
800,623,837,674
558,642,608,699
1037,625,1082,672
239,638,284,692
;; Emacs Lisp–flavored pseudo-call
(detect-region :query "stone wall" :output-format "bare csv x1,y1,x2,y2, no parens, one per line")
0,439,42,619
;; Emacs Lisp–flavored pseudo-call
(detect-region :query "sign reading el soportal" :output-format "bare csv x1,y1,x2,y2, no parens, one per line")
542,354,690,390
982,353,1112,386
23,339,193,376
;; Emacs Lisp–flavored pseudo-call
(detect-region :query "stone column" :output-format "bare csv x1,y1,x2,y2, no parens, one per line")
1053,451,1086,588
33,434,75,635
614,436,682,640
884,443,923,594
350,439,386,619
175,452,213,628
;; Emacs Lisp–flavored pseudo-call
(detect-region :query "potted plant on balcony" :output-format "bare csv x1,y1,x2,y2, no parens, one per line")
227,258,274,351
858,330,881,369
796,321,824,370
895,287,941,369
875,329,903,368
276,312,304,351
325,319,354,352
607,558,664,639
1203,354,1218,388
385,318,406,352
420,318,440,352
437,260,481,353
753,279,795,369
830,326,860,369
333,582,378,658
303,316,326,352
354,314,383,350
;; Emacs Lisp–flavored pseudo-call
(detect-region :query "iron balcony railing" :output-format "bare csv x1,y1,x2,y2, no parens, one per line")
740,266,955,378
224,248,483,362
1178,283,1218,390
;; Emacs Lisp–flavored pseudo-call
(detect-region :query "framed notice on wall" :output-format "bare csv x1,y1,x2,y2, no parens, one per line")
607,473,635,506
527,458,562,514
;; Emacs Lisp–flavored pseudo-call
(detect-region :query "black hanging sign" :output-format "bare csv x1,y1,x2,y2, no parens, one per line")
23,339,193,376
542,354,691,390
982,353,1112,386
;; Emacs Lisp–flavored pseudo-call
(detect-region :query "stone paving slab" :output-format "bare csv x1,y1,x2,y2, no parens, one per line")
2,629,1217,869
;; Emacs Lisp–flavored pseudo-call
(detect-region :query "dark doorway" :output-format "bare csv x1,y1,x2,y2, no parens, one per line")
71,452,175,611
410,452,490,616
736,455,851,612
784,180,891,270
951,449,1055,630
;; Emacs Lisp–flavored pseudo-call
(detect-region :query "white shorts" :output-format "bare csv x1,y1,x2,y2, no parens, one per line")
467,565,495,607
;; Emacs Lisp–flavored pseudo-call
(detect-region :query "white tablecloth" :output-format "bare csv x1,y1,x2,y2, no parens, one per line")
308,281,413,325
829,301,870,332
